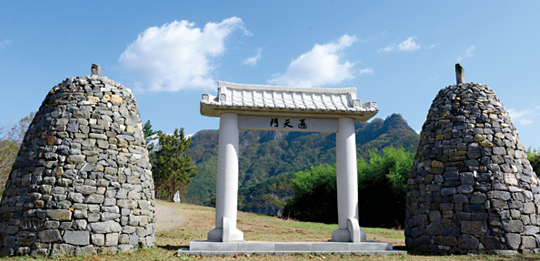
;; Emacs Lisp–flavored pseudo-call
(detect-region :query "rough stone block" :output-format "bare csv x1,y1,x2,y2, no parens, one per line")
46,209,72,221
85,194,105,204
76,245,97,256
38,229,62,243
89,220,122,234
15,232,36,246
91,234,105,246
105,233,119,246
434,236,457,246
505,233,521,250
461,221,487,235
458,234,479,250
502,220,524,233
51,243,74,257
64,230,90,245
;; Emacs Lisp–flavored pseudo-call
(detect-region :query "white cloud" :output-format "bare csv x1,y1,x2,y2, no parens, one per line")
378,46,394,53
507,106,540,125
242,48,262,66
398,37,421,51
269,35,359,87
119,17,248,92
359,68,373,75
457,46,475,62
0,39,12,49
426,43,438,49
378,37,420,53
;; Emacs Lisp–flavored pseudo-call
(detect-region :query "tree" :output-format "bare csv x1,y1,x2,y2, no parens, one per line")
0,112,35,195
527,148,540,174
282,146,414,228
357,146,414,228
152,128,197,201
143,120,158,153
282,164,337,223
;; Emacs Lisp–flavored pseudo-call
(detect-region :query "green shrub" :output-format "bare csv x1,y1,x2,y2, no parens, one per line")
283,146,414,228
527,148,540,174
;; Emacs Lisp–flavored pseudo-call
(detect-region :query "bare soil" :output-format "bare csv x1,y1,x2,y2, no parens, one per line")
155,202,184,232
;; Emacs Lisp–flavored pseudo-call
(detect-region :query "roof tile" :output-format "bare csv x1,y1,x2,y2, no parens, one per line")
201,81,378,121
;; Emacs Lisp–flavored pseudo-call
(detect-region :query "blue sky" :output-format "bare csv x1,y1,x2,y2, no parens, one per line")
2,1,540,148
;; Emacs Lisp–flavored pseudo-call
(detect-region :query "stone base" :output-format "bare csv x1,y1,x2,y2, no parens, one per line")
207,227,244,242
178,241,406,256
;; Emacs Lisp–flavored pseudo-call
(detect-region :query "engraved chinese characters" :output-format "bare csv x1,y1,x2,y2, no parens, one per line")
269,118,307,130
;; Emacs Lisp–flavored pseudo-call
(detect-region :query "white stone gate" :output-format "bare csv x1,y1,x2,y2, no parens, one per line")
201,81,378,242
180,82,404,255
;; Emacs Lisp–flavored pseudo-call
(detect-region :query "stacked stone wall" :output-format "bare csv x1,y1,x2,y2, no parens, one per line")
405,83,540,254
0,73,155,257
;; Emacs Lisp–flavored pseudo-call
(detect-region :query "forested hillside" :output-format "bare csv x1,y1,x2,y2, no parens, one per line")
186,113,419,215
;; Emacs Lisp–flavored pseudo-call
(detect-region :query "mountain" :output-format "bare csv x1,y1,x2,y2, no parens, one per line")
185,113,419,215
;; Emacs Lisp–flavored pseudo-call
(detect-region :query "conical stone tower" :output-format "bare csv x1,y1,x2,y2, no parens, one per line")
405,65,540,254
0,65,155,257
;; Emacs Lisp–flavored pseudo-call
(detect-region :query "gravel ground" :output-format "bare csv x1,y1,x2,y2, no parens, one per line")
155,201,184,232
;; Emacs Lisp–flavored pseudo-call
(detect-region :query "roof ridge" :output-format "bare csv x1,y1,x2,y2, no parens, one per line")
218,81,356,95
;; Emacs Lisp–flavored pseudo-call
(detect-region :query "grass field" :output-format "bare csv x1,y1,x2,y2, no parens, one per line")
2,200,540,260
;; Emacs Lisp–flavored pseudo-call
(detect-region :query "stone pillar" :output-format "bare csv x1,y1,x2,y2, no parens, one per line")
332,118,365,242
208,113,244,242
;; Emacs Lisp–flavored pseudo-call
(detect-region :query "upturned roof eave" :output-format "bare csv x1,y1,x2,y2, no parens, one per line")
200,103,379,122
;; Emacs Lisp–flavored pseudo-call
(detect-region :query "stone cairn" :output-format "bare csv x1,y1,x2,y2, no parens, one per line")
0,65,155,257
405,64,540,254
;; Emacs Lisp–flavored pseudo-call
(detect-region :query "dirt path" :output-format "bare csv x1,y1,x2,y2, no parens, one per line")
155,201,184,232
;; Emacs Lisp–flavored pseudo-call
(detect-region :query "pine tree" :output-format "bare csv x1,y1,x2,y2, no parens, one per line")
153,128,197,201
0,112,35,195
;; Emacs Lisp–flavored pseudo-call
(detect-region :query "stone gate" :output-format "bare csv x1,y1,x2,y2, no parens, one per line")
180,81,405,255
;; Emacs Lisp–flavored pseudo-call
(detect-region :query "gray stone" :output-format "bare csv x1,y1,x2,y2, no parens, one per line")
457,185,473,194
488,190,511,200
85,194,105,204
119,234,130,244
19,218,43,231
434,236,457,246
426,222,443,235
145,234,156,247
92,234,105,246
102,212,122,221
51,243,74,257
458,234,479,250
46,209,72,221
76,245,97,256
89,220,122,233
38,229,62,243
15,232,37,246
118,244,134,252
524,225,540,235
521,236,536,249
74,219,87,229
441,187,456,196
505,233,521,250
106,233,120,246
67,192,84,203
523,202,536,214
76,185,97,195
66,155,86,164
502,220,524,233
481,235,502,249
64,230,90,245
461,221,487,235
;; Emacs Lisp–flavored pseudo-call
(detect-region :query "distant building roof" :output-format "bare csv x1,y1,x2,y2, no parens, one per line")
200,81,378,122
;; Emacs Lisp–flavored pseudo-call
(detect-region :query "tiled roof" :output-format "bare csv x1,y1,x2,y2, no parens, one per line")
201,81,378,121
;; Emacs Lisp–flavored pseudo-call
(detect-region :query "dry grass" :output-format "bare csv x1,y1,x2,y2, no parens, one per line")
2,200,539,260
